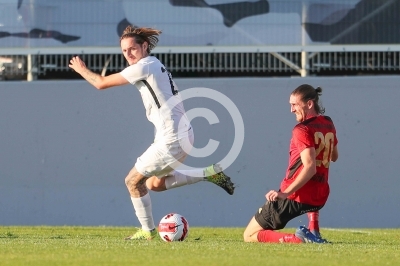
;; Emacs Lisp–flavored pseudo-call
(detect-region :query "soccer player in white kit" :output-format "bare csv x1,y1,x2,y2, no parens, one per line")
69,25,235,240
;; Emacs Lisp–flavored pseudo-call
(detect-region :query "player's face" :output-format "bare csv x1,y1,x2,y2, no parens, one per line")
121,37,148,65
289,94,311,122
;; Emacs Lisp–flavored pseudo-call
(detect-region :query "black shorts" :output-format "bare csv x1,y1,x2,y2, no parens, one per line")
254,199,323,230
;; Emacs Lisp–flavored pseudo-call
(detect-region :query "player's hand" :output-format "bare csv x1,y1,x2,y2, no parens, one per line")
265,190,289,201
69,56,87,74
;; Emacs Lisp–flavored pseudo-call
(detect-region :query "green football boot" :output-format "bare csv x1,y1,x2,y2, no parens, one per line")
204,164,235,195
125,228,157,240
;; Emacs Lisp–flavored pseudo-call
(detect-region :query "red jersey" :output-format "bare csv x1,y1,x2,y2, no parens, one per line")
280,115,338,206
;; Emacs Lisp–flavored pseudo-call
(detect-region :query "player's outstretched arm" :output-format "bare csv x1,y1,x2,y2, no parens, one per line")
69,56,128,90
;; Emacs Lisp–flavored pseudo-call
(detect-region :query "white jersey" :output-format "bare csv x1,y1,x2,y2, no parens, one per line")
120,56,191,143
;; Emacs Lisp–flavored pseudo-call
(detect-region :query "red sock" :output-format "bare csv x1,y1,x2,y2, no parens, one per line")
307,211,319,232
257,230,302,244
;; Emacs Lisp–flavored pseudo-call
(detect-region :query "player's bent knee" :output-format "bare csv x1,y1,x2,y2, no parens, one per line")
243,228,252,242
243,232,256,242
124,169,146,189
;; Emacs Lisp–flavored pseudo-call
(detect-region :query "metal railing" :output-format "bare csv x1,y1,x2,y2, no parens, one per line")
1,51,399,80
309,51,400,72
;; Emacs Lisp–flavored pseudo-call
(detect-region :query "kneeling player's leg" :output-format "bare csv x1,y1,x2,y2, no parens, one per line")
307,211,320,234
243,217,264,242
244,212,301,243
244,200,303,243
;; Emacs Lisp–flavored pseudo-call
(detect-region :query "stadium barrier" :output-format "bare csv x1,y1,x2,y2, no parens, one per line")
1,45,400,80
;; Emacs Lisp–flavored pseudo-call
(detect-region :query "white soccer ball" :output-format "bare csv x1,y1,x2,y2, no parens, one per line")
158,213,189,242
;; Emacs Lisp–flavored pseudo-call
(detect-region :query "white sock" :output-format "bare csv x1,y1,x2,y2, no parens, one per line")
165,170,205,190
180,168,206,178
130,193,155,231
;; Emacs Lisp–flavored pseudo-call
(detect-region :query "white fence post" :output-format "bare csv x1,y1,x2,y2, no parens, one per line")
27,54,38,81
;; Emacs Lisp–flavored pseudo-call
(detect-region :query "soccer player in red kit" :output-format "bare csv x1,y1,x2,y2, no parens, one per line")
243,84,338,243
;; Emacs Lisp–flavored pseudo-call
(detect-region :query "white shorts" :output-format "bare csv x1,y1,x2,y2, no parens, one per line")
135,128,194,177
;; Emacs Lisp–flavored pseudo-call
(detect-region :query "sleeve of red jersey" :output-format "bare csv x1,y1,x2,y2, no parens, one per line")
292,125,314,153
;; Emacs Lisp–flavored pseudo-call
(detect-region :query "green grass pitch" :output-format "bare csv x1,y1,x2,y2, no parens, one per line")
1,226,399,266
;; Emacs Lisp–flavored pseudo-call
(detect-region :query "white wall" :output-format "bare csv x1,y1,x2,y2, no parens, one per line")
1,76,399,228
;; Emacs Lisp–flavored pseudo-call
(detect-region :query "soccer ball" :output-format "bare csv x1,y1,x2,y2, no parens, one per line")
158,213,189,242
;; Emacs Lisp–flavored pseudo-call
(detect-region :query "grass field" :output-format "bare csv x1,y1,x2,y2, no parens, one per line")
1,226,399,266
